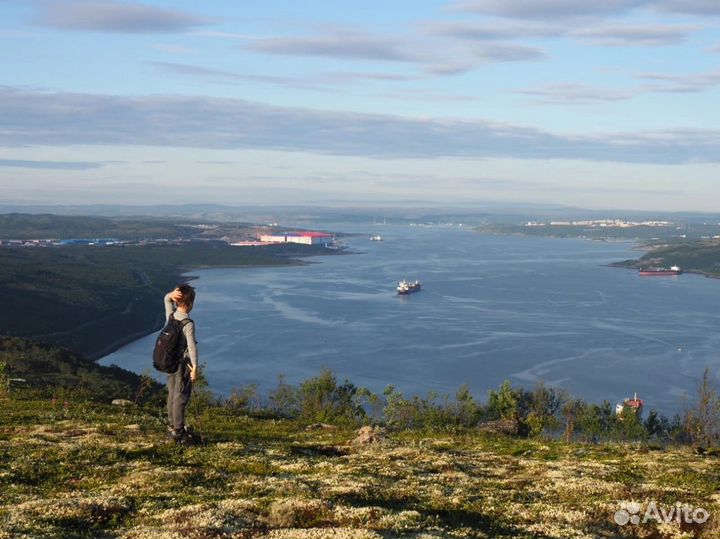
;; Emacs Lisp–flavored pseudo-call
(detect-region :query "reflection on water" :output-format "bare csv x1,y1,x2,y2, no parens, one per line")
101,225,720,414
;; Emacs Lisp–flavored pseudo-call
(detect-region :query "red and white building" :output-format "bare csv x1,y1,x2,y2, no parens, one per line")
259,231,333,246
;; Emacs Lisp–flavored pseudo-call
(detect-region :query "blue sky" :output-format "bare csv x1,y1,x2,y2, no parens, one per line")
1,0,719,210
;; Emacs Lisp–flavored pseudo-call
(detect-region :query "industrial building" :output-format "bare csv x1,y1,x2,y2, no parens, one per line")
259,231,333,246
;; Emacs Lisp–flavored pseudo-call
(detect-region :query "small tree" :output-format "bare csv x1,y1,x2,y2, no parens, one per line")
643,409,672,440
133,371,155,405
487,380,518,420
683,368,720,447
354,386,382,424
614,406,647,442
454,384,481,427
297,368,366,425
526,382,567,437
226,383,260,414
562,398,585,442
187,364,217,416
268,374,299,418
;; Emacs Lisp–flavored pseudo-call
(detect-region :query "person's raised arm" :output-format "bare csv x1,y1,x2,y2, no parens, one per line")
164,288,182,320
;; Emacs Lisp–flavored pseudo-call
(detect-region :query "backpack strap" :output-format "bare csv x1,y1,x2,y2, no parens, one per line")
169,312,192,327
179,318,193,328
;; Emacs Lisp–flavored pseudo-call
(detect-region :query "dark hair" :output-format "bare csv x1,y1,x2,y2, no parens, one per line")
177,284,196,309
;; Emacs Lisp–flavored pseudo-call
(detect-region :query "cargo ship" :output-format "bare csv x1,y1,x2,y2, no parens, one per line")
638,265,682,276
397,279,421,295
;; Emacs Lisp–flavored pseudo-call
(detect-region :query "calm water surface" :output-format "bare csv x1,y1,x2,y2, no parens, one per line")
101,225,720,414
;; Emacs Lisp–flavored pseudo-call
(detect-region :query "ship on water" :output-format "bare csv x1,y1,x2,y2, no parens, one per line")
638,265,682,276
397,279,421,295
370,235,383,241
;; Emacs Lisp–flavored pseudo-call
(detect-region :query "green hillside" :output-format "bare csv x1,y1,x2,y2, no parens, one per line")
0,241,317,358
0,213,196,240
613,240,720,278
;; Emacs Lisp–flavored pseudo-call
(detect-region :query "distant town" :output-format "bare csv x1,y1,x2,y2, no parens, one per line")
524,219,674,228
0,229,339,248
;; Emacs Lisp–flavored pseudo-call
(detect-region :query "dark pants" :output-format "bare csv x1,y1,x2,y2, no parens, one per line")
167,360,192,431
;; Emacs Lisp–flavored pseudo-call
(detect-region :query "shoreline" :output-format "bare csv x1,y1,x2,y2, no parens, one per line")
85,315,165,362
91,252,355,363
610,263,720,281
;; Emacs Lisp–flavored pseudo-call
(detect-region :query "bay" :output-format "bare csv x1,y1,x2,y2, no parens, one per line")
101,224,720,415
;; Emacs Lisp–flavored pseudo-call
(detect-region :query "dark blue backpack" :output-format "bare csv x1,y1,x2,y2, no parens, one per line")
153,314,192,373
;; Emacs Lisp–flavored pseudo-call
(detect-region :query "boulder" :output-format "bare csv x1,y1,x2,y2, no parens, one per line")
111,399,134,407
352,425,386,445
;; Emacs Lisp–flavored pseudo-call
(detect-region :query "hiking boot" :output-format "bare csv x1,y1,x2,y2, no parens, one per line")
175,429,196,446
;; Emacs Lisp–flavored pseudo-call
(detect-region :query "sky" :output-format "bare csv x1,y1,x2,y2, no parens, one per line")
1,0,719,211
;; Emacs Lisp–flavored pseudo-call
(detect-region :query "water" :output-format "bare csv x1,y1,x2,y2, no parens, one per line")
101,224,720,415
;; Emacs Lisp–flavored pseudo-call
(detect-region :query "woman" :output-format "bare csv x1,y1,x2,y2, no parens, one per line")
165,284,198,445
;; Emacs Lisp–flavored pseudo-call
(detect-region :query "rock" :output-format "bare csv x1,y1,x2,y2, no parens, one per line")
111,399,134,407
352,425,386,445
477,418,523,436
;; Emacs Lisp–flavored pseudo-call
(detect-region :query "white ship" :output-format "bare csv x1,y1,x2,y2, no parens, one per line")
397,279,421,295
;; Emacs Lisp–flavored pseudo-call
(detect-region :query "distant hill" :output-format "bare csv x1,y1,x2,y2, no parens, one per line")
3,203,720,225
0,241,311,358
0,213,229,240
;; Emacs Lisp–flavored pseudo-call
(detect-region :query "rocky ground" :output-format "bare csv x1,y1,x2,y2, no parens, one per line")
1,395,719,539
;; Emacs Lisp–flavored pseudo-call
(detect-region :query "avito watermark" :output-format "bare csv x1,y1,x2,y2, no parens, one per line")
614,501,709,526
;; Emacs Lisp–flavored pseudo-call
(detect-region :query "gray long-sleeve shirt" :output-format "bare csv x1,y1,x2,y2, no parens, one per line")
164,293,198,369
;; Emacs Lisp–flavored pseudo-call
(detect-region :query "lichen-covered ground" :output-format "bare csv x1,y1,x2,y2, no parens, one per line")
1,396,719,539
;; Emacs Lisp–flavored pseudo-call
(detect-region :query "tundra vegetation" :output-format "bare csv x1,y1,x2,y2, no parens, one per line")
1,339,719,539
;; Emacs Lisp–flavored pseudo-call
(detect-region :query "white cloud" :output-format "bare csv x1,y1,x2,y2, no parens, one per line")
427,21,564,40
640,69,720,93
449,0,647,19
657,0,720,16
571,24,696,46
33,0,213,33
1,86,719,164
246,34,419,62
516,83,637,104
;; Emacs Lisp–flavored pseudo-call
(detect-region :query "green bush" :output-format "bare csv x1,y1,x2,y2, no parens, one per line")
382,383,483,431
187,364,218,416
296,369,366,426
487,380,518,420
226,383,261,414
267,375,299,418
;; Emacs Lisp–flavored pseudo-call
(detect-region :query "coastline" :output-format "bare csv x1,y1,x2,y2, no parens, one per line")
90,253,353,363
609,263,720,281
84,312,165,362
